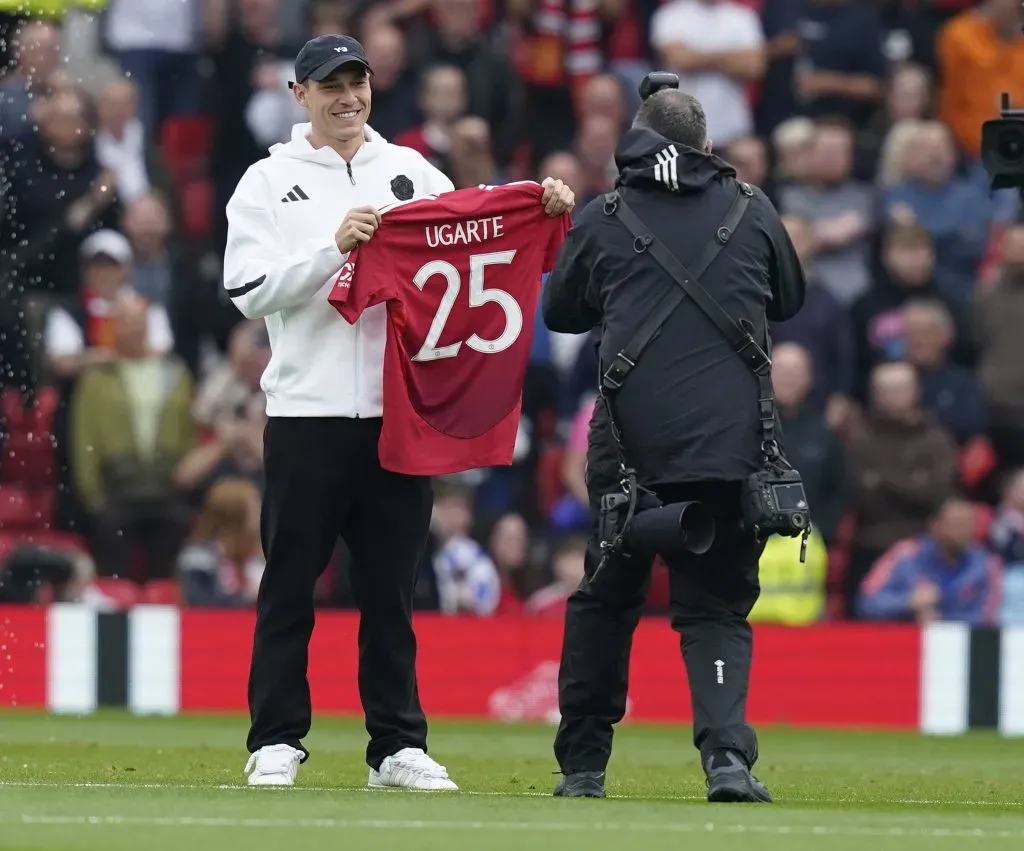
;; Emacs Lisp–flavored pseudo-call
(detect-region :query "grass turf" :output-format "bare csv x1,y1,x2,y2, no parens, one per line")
1,711,1023,850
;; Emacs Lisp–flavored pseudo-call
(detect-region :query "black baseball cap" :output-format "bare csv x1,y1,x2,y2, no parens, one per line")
288,35,373,89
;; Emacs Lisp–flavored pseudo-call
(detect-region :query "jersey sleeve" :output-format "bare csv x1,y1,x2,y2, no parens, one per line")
543,210,573,272
326,245,395,323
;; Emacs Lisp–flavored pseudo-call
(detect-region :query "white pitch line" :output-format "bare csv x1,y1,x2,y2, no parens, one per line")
3,814,1024,840
0,780,1019,808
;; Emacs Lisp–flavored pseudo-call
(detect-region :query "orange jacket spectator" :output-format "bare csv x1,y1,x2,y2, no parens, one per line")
937,8,1024,158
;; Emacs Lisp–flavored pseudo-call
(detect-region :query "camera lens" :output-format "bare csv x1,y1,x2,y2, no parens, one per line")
997,127,1024,163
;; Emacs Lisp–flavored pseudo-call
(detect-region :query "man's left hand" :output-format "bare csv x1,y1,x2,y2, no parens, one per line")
541,177,575,217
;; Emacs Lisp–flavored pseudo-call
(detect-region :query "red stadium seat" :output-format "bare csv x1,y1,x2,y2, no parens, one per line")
179,178,214,238
142,579,181,606
0,484,35,529
0,386,58,488
160,115,214,182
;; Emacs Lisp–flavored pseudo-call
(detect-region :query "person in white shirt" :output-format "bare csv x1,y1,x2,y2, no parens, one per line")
649,0,766,148
225,34,574,791
45,229,173,381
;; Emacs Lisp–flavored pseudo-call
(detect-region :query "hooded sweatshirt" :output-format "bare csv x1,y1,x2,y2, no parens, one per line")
222,122,454,417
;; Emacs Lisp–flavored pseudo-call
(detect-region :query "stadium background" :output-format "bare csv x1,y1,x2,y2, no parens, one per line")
2,0,1024,735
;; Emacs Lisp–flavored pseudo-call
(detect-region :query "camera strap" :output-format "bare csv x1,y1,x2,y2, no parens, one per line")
598,182,781,464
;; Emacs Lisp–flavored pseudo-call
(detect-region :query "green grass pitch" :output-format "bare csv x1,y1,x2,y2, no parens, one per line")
1,711,1023,850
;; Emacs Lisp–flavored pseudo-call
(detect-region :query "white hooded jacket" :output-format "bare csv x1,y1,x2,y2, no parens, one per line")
223,123,455,417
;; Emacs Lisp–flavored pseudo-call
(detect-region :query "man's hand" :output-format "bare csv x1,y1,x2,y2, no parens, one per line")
909,581,941,621
540,177,575,217
336,206,381,254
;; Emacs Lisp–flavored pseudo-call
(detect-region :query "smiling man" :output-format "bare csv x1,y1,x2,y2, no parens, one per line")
223,34,573,792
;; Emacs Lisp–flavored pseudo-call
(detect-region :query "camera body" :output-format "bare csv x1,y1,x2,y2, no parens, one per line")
639,71,680,101
981,93,1024,190
741,468,810,539
599,489,715,558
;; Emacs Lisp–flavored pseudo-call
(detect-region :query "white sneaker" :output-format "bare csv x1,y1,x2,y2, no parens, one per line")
368,747,459,791
244,744,303,786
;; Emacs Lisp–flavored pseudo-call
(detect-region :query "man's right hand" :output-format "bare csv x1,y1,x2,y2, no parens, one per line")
336,206,381,254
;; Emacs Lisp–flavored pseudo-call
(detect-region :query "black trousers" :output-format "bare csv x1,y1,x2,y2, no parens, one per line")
247,416,434,769
554,477,764,774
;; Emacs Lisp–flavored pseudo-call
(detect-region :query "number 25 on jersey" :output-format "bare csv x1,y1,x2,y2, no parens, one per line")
410,250,523,362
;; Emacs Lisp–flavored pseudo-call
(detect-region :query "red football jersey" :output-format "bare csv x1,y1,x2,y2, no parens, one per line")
328,181,572,476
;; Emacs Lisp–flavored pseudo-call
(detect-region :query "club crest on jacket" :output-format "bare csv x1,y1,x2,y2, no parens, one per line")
391,174,414,201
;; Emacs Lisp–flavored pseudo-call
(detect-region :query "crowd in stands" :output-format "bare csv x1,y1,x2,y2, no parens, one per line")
2,0,1024,629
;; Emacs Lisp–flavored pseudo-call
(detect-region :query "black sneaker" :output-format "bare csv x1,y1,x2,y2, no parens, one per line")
704,750,773,803
553,770,606,798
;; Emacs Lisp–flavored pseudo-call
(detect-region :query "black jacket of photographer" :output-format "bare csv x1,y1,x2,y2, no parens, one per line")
543,127,806,490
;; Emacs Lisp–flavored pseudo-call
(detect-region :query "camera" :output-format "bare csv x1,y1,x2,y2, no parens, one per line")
981,93,1024,190
639,71,680,102
599,490,715,558
740,468,810,540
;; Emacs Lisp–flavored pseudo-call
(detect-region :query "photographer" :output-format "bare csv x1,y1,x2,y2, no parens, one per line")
542,76,806,802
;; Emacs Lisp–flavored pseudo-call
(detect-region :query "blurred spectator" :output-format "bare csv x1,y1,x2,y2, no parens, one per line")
856,62,933,181
43,228,174,532
771,343,848,545
989,468,1024,566
177,477,264,607
104,0,203,145
770,214,855,418
903,298,985,445
875,116,924,187
488,511,534,614
844,361,959,616
747,531,828,626
578,72,627,131
794,0,887,127
0,18,61,140
94,78,152,205
0,87,122,391
242,54,303,149
850,223,940,400
936,0,1024,161
723,135,771,197
207,0,292,254
771,116,815,188
448,116,502,188
573,114,618,205
990,469,1024,624
779,117,875,306
394,64,469,175
857,496,1001,625
649,0,765,148
756,0,804,136
361,24,420,141
537,150,585,203
69,295,194,580
176,319,267,500
121,192,173,307
523,535,586,616
408,0,520,165
549,393,594,536
882,120,993,307
44,230,173,381
973,223,1024,472
430,480,502,616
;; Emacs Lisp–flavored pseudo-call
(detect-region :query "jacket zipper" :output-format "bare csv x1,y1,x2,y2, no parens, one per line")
346,161,355,185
